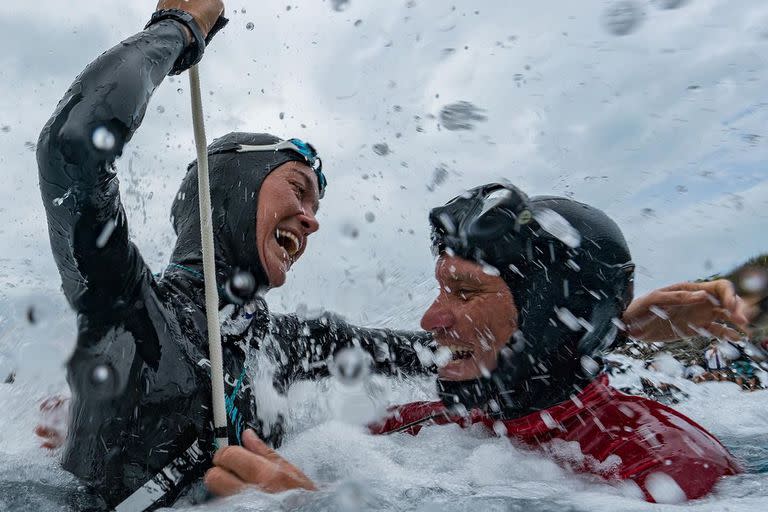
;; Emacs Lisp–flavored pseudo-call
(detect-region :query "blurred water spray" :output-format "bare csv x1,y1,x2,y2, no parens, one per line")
603,1,645,36
439,101,488,131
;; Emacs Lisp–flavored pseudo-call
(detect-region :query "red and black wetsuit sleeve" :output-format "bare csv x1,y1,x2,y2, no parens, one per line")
36,20,188,314
269,312,437,388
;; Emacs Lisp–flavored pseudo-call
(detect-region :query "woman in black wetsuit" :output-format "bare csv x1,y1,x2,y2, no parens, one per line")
36,1,430,509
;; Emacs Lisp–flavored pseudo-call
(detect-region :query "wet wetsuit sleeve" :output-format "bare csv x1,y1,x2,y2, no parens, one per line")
269,312,437,386
37,21,189,313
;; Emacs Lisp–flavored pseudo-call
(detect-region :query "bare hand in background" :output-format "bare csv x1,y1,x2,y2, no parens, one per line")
623,280,750,342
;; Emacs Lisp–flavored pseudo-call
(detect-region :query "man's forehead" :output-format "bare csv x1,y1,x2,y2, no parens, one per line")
435,255,485,282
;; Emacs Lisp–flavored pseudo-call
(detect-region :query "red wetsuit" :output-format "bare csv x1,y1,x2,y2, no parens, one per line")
369,374,740,502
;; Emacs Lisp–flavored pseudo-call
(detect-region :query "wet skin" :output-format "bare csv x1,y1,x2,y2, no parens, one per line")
421,255,519,381
256,162,320,288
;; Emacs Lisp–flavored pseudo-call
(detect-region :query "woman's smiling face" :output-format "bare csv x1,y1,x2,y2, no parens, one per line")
256,161,321,288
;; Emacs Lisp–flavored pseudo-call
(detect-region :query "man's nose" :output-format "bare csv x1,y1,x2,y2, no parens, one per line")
298,210,320,235
421,297,455,331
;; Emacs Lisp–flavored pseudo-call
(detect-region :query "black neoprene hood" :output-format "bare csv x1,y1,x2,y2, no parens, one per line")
430,183,635,416
170,132,317,289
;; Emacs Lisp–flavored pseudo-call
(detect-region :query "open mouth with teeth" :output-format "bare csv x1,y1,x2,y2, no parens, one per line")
275,228,302,259
445,345,474,361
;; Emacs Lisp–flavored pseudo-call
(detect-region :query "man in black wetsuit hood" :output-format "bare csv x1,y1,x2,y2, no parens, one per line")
36,1,430,509
203,184,748,499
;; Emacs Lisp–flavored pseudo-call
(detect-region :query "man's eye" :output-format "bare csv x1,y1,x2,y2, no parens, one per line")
457,289,474,300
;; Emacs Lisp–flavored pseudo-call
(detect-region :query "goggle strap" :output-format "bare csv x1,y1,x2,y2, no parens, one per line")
235,141,296,153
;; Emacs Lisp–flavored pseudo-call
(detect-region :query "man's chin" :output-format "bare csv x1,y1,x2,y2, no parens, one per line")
438,361,478,381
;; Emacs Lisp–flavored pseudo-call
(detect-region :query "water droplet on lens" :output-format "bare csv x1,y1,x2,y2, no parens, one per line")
533,208,581,248
52,189,73,207
540,411,559,429
372,143,390,156
433,346,452,367
225,270,257,303
1,125,10,133
427,166,450,191
91,126,116,151
580,355,600,376
364,211,375,223
645,472,686,504
91,364,111,385
654,0,688,9
95,218,117,249
330,0,350,12
648,305,669,320
439,101,487,131
156,105,165,114
341,223,360,239
555,307,582,331
177,88,184,94
246,22,255,30
330,347,371,386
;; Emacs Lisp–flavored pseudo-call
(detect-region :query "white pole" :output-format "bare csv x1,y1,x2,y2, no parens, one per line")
188,64,229,448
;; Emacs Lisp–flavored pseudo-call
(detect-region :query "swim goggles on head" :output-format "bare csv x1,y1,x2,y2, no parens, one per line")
210,138,327,198
429,182,635,282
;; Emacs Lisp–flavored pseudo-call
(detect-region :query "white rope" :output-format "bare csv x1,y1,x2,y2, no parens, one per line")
188,64,229,448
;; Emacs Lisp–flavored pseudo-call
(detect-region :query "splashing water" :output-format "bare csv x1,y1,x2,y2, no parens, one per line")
555,307,582,331
330,347,371,387
533,208,582,248
603,1,645,36
372,143,390,156
330,0,351,12
426,166,449,192
341,223,360,239
224,271,257,304
654,0,689,9
95,219,116,249
740,269,768,294
644,471,687,503
649,353,685,378
439,101,488,131
51,189,72,207
581,355,601,376
2,325,768,512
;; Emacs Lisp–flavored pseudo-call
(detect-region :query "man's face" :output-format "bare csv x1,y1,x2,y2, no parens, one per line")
421,255,519,381
256,161,320,288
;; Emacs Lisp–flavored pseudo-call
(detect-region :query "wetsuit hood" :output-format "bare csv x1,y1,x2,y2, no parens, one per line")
169,132,312,292
429,183,635,417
